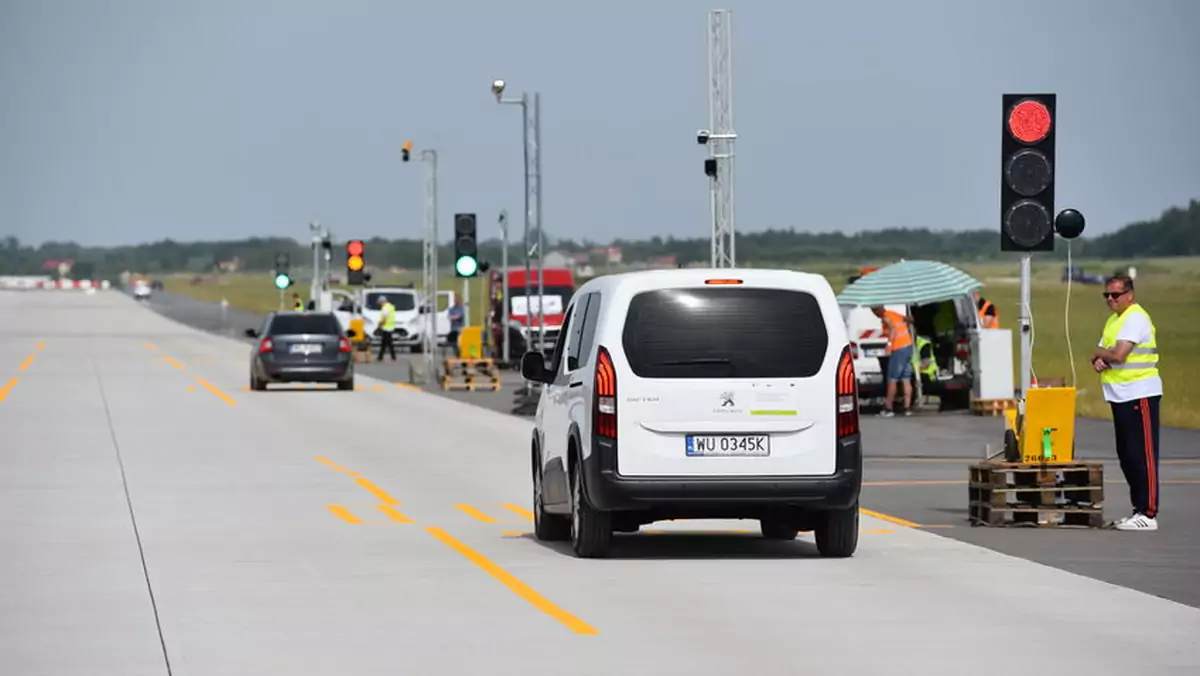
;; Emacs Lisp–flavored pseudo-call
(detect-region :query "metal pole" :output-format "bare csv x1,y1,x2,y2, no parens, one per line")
533,92,545,354
499,209,510,364
422,149,439,383
708,9,736,268
1018,253,1033,405
310,221,320,304
462,277,470,328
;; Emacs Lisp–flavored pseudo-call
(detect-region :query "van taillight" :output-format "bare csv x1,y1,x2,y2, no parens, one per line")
594,346,617,439
836,346,859,437
955,337,969,361
259,338,274,353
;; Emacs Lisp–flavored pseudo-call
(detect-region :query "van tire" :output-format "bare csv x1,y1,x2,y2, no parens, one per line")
532,449,570,542
815,503,859,558
570,460,612,558
759,518,800,540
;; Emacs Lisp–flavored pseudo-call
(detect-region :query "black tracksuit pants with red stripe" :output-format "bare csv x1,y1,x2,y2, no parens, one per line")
1110,396,1161,518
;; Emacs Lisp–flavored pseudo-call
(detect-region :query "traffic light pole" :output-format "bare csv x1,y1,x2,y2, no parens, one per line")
1018,254,1033,404
421,148,440,383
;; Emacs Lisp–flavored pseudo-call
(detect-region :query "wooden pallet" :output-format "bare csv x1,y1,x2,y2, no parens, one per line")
441,376,501,392
968,460,1105,528
971,397,1017,416
968,503,1105,528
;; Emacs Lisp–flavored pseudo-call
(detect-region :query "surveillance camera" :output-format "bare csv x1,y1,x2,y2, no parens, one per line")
492,79,506,98
696,129,711,145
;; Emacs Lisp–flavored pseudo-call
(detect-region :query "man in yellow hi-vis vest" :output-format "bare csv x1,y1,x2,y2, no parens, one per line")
1091,274,1162,531
376,295,397,361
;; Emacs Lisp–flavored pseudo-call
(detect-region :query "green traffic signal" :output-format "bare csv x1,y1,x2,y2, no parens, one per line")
274,273,291,290
455,255,479,278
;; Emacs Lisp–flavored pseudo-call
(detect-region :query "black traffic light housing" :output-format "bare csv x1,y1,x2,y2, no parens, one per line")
453,213,479,277
1000,93,1057,252
346,240,366,285
273,252,293,290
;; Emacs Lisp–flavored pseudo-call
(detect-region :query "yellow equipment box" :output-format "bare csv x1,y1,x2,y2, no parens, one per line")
348,317,366,343
457,326,484,359
1004,386,1077,463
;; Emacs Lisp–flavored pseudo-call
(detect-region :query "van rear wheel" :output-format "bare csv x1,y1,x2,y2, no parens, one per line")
815,503,859,558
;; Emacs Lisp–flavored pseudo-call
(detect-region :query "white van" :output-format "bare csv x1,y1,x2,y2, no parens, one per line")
519,268,862,559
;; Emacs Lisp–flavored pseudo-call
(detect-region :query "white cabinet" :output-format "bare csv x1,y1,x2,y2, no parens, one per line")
971,329,1015,401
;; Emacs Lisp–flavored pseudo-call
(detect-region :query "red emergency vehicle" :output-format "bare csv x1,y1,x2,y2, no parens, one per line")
485,267,576,363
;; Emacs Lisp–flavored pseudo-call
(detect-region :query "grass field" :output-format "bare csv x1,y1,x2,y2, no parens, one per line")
161,256,1200,429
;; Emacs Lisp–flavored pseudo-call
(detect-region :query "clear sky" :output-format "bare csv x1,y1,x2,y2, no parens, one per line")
2,0,1197,247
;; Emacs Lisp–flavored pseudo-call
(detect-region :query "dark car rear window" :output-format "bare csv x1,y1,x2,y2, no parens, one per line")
621,287,829,379
269,314,343,335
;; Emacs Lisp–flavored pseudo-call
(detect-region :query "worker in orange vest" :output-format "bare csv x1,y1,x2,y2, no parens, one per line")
974,291,999,329
872,305,914,417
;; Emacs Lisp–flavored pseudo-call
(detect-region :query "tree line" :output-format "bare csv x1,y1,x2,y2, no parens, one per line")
2,199,1197,277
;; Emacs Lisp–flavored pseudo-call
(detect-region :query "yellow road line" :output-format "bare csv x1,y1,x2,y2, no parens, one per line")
377,505,415,523
0,377,17,402
327,506,363,524
425,526,598,635
162,355,187,370
355,477,399,505
315,456,334,464
860,508,921,528
35,341,45,351
144,342,157,350
196,377,237,405
186,385,196,392
502,504,535,521
393,382,421,392
455,504,500,523
17,354,35,371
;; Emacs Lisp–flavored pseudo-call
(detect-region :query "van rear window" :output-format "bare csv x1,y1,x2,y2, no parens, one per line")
621,287,829,379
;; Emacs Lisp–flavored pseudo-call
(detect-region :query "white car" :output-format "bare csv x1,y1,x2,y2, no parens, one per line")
519,268,862,559
132,281,152,301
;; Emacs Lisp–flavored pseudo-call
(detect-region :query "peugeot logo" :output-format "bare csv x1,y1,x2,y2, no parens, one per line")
719,392,734,407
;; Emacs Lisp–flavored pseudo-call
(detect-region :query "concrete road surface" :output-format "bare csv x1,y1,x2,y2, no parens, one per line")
6,289,1197,675
144,288,1200,609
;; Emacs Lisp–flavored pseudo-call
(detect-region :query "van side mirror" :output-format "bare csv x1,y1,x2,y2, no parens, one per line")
520,351,551,383
244,328,258,338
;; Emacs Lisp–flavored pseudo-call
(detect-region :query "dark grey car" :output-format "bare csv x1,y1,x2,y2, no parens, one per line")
244,312,356,391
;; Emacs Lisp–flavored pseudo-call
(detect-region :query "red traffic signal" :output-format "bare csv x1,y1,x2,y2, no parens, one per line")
346,240,364,257
1008,99,1052,144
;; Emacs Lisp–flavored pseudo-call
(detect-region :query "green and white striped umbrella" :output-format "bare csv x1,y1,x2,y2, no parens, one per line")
836,259,983,307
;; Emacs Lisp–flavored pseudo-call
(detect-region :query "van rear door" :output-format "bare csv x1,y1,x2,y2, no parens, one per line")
614,284,839,477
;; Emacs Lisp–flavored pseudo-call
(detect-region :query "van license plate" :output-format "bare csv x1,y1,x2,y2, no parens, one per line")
685,435,770,457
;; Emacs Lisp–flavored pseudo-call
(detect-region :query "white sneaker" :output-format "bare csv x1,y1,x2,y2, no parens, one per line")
1114,513,1158,531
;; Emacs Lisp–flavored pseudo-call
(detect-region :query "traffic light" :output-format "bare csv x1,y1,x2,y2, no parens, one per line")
346,240,366,285
1000,93,1056,252
453,213,479,277
401,140,413,163
273,252,292,289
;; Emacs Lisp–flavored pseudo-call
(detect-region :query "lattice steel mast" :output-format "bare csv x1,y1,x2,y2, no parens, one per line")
707,9,736,268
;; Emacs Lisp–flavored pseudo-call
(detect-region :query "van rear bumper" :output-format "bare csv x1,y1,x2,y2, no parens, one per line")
582,434,862,513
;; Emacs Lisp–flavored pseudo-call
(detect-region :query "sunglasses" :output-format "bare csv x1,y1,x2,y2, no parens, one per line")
1102,290,1129,299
